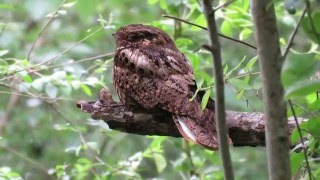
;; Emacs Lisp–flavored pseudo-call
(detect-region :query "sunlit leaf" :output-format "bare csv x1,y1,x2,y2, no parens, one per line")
0,50,9,57
290,123,308,145
86,119,111,131
0,4,15,10
223,64,229,74
226,56,246,78
290,152,304,176
221,20,233,37
45,83,58,98
148,0,159,5
239,28,252,40
285,80,320,98
80,84,92,96
245,56,257,72
86,142,99,154
229,79,252,90
201,89,211,110
304,118,320,137
301,11,320,43
154,153,167,173
282,54,318,87
62,1,76,8
236,88,244,100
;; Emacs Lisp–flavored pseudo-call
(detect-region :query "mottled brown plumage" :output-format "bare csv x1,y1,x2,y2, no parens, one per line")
113,24,223,150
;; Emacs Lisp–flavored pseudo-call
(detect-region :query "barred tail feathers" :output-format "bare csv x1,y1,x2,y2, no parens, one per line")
173,109,220,150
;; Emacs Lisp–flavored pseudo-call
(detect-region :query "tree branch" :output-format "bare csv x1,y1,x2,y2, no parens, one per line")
282,7,307,59
251,0,291,179
162,15,257,50
76,88,301,147
202,0,234,179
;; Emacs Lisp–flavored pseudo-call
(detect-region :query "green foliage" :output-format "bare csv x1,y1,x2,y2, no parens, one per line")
0,167,22,180
0,0,319,179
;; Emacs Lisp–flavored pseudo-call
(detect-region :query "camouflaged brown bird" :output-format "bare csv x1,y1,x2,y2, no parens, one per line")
113,24,224,150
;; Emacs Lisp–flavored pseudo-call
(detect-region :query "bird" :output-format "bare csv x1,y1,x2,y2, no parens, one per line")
112,24,225,150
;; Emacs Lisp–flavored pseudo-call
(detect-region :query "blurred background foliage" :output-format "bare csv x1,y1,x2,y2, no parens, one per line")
0,0,319,179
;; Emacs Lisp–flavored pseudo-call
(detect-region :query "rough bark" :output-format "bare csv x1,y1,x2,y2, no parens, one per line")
251,1,291,179
77,88,300,147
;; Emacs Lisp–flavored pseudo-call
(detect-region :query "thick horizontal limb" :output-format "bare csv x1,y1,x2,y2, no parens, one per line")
77,88,300,147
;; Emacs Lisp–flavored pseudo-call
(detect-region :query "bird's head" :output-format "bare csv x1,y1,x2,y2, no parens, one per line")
113,24,175,49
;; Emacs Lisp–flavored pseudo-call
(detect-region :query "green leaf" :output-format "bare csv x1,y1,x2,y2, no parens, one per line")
62,1,77,8
22,74,32,83
86,142,99,154
290,126,307,145
245,56,257,72
201,89,211,110
197,77,204,88
45,83,58,98
301,11,320,43
154,153,167,173
239,28,252,40
236,88,244,100
149,136,166,151
305,118,320,137
220,21,233,37
81,84,92,96
223,65,229,74
159,0,168,9
282,54,318,88
228,79,252,90
290,152,304,176
226,56,246,78
309,99,320,110
76,0,97,22
148,0,159,4
0,4,15,10
285,80,320,98
86,119,111,131
175,38,193,47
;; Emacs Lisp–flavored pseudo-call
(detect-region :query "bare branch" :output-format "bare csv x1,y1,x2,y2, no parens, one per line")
282,7,307,59
305,0,320,43
288,100,312,179
162,15,257,50
202,0,234,179
27,0,67,61
214,0,236,12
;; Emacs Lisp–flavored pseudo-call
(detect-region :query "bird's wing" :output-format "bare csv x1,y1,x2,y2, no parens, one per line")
114,46,203,119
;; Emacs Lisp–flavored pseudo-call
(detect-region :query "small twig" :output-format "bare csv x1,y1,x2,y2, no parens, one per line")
49,104,101,177
1,146,49,175
202,0,234,179
214,0,237,12
288,100,312,180
0,92,19,134
0,52,114,82
225,71,260,81
305,0,320,43
183,140,197,176
27,0,67,61
282,7,307,59
42,27,104,65
162,15,257,50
